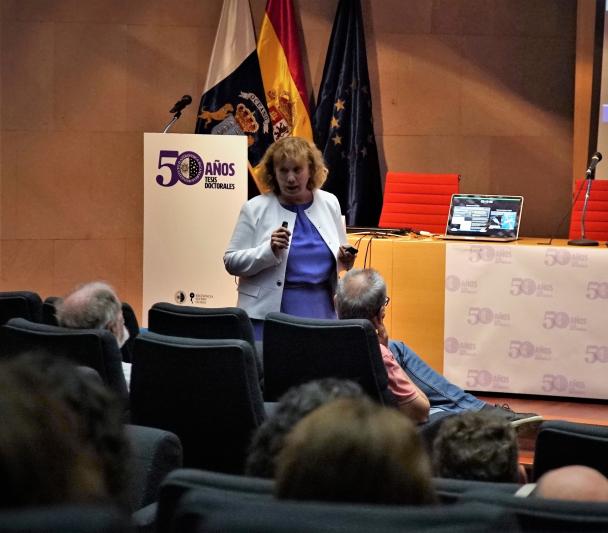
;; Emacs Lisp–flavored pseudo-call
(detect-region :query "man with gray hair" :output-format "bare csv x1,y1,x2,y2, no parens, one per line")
56,281,129,349
56,281,131,383
335,269,430,423
335,269,541,425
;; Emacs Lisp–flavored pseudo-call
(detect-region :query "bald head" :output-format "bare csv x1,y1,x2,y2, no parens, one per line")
56,282,126,345
335,269,386,321
536,465,608,502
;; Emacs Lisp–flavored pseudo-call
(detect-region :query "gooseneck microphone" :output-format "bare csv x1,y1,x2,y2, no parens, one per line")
170,95,192,114
569,151,603,246
162,94,193,133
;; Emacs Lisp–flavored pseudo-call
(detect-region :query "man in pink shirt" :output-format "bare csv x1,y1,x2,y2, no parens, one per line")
334,268,430,423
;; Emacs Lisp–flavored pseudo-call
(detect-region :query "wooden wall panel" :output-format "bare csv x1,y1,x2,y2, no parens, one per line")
0,0,579,321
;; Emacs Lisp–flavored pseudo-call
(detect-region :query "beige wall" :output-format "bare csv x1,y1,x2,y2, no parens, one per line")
0,0,577,320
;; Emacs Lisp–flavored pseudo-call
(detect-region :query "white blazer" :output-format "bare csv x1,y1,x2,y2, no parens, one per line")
224,190,348,320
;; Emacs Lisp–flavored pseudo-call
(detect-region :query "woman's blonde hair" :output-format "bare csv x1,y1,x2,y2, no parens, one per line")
257,136,328,194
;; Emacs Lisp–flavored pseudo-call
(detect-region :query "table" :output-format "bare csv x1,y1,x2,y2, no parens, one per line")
347,234,608,399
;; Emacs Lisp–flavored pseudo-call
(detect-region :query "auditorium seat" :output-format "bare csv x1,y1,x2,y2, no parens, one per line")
42,296,140,364
126,424,183,512
569,179,608,241
462,488,608,531
0,505,131,533
432,477,520,504
175,495,516,533
378,172,460,234
0,317,129,406
0,290,43,325
130,332,265,474
262,312,397,406
154,468,274,533
532,420,608,481
147,303,262,376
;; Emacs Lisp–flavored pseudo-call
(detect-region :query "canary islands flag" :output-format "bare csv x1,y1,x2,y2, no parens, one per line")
257,0,312,141
195,0,273,193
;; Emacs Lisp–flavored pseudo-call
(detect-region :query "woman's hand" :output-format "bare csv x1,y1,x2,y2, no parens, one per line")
270,225,291,256
338,245,357,270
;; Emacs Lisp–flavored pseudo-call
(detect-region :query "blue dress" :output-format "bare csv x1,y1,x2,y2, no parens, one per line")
280,201,337,319
251,201,336,341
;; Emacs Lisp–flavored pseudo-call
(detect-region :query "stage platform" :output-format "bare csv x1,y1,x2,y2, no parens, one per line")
477,394,608,472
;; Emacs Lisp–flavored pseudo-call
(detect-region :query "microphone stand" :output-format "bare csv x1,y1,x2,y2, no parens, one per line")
568,171,599,246
162,110,182,134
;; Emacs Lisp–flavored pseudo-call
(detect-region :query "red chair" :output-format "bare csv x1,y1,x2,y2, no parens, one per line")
569,179,608,241
379,172,460,234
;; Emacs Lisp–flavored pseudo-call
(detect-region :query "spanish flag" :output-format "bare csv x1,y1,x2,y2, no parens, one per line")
257,0,313,142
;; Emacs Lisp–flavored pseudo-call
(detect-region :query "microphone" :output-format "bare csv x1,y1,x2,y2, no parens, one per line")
170,95,192,114
585,151,602,177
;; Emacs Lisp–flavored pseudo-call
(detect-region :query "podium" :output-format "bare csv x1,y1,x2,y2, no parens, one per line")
143,133,247,326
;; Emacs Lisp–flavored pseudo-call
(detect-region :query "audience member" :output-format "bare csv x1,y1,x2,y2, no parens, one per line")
535,465,608,502
0,356,105,508
56,281,129,346
275,396,436,505
334,269,430,423
335,269,540,425
8,352,132,507
432,411,524,483
56,281,131,384
245,378,363,478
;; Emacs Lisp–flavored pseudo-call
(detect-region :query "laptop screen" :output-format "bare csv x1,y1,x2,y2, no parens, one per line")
445,195,523,239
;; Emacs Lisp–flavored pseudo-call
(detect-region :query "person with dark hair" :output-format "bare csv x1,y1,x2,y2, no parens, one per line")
224,136,356,340
432,411,524,483
275,396,436,505
8,352,132,507
335,268,541,426
0,357,106,508
245,378,363,478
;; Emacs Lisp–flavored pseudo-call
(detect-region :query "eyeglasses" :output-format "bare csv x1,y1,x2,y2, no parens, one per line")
376,296,390,315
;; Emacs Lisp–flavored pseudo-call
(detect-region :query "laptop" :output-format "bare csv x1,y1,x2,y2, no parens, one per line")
441,194,524,242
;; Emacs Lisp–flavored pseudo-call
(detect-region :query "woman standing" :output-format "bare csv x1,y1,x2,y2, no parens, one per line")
224,136,356,339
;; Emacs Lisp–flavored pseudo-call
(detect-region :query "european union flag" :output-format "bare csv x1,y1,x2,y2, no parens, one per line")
313,0,383,226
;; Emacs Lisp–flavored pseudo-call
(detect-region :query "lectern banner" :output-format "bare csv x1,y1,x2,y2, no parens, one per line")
143,133,247,326
444,243,608,399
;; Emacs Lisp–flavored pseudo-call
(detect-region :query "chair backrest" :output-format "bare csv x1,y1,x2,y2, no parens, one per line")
532,420,608,481
263,312,396,405
43,297,139,363
378,172,460,233
0,290,43,324
125,424,183,512
176,495,516,533
155,468,274,533
148,303,256,346
432,477,520,504
147,303,262,379
0,505,131,533
0,317,128,404
129,332,265,474
569,179,608,241
463,489,608,532
42,295,61,326
120,301,140,363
